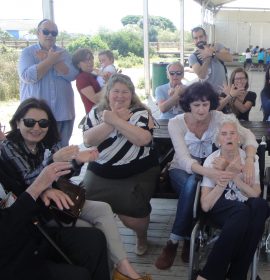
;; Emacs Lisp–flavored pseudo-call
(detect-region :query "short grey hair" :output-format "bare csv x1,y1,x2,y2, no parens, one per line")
214,114,243,147
166,61,184,74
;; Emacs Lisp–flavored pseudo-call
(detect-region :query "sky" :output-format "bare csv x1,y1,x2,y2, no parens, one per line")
1,0,270,34
0,0,202,34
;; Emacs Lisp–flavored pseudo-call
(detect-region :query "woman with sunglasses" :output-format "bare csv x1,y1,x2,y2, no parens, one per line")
155,61,186,119
0,97,152,280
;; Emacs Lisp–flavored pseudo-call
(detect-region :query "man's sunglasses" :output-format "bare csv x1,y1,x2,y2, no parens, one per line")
169,71,183,76
41,29,58,37
23,118,50,128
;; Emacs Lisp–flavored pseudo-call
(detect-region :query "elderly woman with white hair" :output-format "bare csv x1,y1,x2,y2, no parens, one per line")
197,114,270,280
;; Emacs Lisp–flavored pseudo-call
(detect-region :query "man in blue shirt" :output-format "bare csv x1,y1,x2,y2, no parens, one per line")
155,61,186,119
18,19,79,147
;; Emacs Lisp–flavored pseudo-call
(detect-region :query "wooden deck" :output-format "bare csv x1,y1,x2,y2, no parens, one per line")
115,198,270,280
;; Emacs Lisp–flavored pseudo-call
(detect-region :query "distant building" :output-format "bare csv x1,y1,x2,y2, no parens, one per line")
0,19,38,40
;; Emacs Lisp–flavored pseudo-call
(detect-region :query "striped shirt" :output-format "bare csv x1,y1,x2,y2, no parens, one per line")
84,107,158,178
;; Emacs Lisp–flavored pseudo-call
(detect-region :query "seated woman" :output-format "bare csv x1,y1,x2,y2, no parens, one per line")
82,73,160,256
155,61,186,119
0,98,150,280
155,82,258,270
197,115,270,280
72,48,104,114
0,162,110,280
218,67,256,121
261,64,270,121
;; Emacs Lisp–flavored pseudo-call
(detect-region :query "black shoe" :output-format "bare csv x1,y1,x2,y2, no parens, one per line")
181,239,190,263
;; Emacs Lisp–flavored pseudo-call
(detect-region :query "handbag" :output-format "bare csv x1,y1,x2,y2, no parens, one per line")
49,177,86,226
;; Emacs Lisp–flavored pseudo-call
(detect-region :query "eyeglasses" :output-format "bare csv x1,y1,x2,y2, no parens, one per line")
234,77,246,81
22,118,50,128
169,71,183,76
40,29,58,37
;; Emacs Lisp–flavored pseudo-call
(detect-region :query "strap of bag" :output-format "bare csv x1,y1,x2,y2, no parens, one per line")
33,219,73,264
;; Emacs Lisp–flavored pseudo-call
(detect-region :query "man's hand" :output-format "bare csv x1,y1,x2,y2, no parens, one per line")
54,61,69,75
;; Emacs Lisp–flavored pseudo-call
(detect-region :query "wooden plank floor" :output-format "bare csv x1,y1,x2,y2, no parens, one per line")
115,198,270,280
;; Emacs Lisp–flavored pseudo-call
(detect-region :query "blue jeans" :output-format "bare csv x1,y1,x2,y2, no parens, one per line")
57,119,74,147
169,168,198,241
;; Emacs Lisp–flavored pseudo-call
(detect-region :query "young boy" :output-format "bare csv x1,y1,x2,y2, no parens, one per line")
95,50,117,87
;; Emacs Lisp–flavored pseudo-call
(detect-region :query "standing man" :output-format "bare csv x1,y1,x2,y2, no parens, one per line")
189,26,232,94
18,19,78,147
155,61,186,119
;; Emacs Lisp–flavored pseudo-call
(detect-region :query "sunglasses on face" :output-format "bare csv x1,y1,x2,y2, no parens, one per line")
22,118,50,128
40,29,58,37
169,71,183,76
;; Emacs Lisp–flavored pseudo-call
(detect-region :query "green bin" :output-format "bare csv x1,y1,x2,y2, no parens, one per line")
152,62,169,97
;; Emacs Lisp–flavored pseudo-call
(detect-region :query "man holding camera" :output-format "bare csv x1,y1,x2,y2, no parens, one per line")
189,26,232,93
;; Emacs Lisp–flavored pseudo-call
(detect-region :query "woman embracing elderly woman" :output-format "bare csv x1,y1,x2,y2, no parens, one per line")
197,114,270,280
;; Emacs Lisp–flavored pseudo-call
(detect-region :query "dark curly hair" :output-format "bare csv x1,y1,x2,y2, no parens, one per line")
7,98,60,148
180,81,219,112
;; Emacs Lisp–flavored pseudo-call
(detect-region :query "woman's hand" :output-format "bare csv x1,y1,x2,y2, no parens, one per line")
40,188,74,210
53,145,79,162
103,108,132,125
75,147,99,164
242,157,255,185
212,156,229,170
26,162,72,200
206,168,235,183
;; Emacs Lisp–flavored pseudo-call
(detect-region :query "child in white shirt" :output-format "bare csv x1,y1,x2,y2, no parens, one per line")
95,50,117,87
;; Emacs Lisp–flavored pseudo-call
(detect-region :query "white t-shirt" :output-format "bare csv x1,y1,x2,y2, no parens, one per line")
201,149,260,202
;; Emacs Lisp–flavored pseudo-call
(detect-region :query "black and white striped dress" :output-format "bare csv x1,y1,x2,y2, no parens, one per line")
84,107,158,179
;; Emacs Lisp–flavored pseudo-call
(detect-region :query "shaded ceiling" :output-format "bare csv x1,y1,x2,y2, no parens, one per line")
194,1,235,10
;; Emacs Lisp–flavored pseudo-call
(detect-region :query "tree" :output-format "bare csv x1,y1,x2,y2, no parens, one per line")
121,15,176,32
0,29,12,41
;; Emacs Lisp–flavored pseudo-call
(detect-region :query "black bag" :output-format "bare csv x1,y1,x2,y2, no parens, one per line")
50,177,86,226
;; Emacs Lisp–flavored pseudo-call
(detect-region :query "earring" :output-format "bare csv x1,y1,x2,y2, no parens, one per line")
218,143,221,148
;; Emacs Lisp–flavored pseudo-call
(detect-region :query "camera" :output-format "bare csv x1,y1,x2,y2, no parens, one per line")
196,41,207,49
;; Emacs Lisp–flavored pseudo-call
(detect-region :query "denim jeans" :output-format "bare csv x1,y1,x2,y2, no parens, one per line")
169,168,198,241
57,119,74,147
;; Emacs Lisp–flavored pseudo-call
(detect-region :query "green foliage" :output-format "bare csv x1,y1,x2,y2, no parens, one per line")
89,35,108,52
67,36,92,53
121,15,141,26
0,29,12,41
121,15,176,32
0,45,19,101
137,77,145,89
117,52,143,68
104,30,144,57
158,29,179,42
66,35,109,54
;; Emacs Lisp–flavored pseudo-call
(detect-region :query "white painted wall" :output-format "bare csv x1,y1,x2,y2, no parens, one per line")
214,10,270,54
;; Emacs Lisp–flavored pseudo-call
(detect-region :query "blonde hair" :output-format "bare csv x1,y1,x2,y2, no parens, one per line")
96,73,152,114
